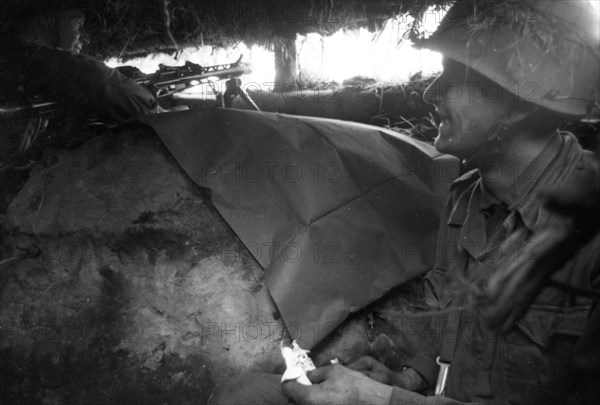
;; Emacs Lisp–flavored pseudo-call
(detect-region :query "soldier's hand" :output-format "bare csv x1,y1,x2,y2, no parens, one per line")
394,367,430,393
347,355,396,385
348,356,428,393
282,364,393,405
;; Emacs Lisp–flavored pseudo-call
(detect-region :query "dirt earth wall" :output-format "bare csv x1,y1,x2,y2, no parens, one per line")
0,127,287,404
0,122,421,404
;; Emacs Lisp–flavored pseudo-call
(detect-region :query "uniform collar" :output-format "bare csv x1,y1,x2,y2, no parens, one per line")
495,131,563,229
448,130,566,231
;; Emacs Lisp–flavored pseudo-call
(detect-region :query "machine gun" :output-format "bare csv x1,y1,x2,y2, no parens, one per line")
0,54,259,123
1,55,259,152
117,54,258,109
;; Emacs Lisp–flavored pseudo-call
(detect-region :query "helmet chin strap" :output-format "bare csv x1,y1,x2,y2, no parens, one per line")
461,120,509,170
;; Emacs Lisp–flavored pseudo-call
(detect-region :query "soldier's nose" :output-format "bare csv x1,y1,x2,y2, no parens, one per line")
423,80,441,105
80,30,90,45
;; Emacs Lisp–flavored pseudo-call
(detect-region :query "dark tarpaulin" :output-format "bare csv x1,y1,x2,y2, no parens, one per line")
139,108,459,348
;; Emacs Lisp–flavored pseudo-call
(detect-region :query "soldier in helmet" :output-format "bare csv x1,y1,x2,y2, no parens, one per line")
2,5,163,126
209,1,600,404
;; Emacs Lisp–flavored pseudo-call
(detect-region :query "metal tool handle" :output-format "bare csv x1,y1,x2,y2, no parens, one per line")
434,356,450,396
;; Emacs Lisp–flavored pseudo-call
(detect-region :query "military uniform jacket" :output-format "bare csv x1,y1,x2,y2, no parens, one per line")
398,132,600,404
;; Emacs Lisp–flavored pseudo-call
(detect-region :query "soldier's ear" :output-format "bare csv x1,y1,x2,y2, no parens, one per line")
21,14,52,46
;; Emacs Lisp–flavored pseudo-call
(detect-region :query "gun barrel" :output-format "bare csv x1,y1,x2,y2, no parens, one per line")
151,66,249,87
0,101,57,119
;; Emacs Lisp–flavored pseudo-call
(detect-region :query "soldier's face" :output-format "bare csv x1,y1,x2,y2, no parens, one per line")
57,10,89,54
423,57,510,161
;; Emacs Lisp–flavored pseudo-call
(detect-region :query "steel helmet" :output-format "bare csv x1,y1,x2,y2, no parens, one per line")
415,0,600,117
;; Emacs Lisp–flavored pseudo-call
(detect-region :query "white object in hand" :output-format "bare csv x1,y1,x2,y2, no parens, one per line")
280,340,316,385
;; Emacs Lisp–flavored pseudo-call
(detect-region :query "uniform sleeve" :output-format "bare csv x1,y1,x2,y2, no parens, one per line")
564,155,600,405
23,45,159,123
568,231,600,405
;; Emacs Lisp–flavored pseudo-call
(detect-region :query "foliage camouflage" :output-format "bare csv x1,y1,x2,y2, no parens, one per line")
0,0,452,59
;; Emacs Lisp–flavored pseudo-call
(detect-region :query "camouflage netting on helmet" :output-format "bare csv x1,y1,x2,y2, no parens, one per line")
462,1,599,70
418,0,600,117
